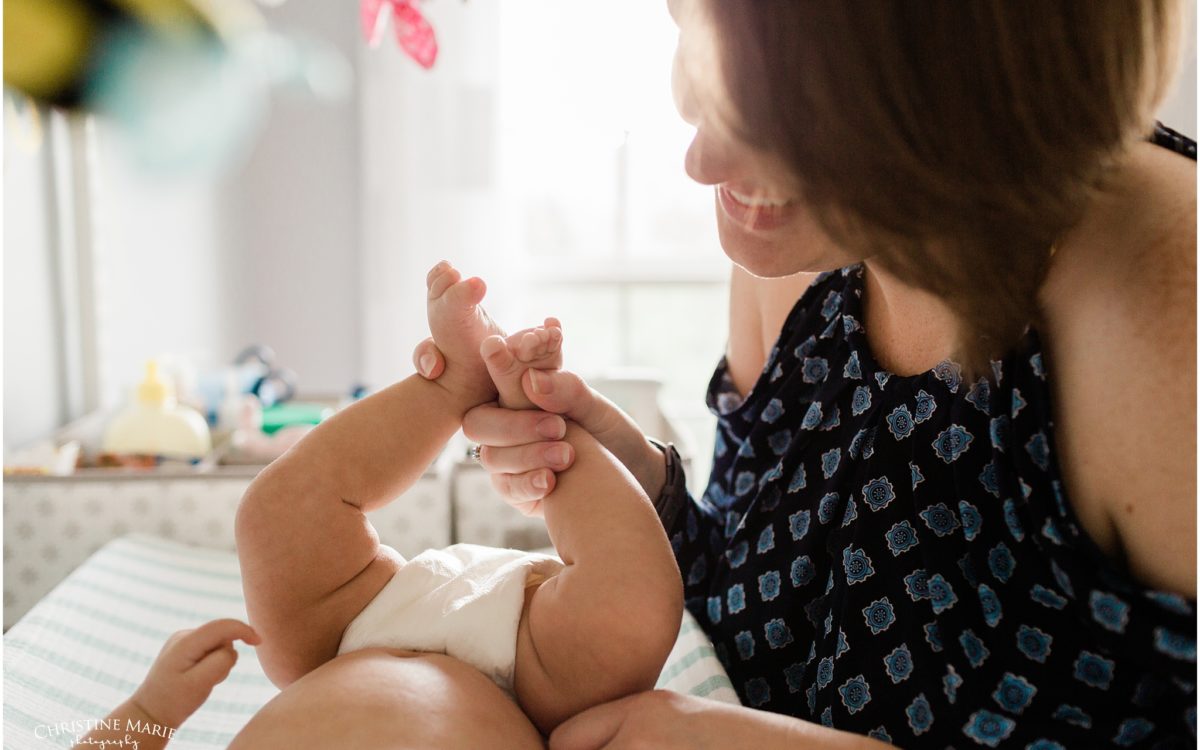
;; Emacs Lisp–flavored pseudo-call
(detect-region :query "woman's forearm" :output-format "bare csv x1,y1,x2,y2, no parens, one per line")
549,689,897,749
782,716,895,750
708,693,896,750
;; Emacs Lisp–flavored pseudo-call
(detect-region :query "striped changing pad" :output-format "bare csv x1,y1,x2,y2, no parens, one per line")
4,534,738,749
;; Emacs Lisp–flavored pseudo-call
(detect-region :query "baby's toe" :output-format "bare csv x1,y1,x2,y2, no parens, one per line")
483,335,532,409
441,276,487,311
426,261,461,300
508,326,563,370
513,330,550,364
482,335,517,376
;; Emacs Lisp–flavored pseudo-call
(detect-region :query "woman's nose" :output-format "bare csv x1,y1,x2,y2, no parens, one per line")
684,126,735,186
672,37,737,187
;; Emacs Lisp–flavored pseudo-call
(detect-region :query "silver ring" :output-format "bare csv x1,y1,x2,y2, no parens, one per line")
468,444,483,463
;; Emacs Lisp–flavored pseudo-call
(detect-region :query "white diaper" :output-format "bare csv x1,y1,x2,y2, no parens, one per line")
337,543,564,694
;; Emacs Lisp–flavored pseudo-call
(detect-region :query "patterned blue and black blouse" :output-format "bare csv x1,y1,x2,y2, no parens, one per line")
669,123,1197,748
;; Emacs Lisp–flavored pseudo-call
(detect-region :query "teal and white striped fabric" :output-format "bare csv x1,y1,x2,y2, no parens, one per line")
4,534,738,749
3,534,274,749
656,609,741,704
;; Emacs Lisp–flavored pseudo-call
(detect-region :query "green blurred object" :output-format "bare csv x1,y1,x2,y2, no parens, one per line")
260,402,333,436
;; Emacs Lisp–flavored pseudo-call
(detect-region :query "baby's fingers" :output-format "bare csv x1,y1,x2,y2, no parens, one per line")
544,318,563,354
177,619,260,664
188,645,239,689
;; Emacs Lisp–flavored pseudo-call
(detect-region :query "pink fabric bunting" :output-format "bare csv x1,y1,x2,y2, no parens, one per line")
361,0,439,69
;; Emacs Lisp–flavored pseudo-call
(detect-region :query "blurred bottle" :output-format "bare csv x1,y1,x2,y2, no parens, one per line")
102,359,212,459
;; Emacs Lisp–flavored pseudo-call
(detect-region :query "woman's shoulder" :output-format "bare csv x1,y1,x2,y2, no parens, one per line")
1036,137,1196,598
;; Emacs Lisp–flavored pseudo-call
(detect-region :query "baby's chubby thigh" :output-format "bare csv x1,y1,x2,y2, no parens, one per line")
229,648,545,750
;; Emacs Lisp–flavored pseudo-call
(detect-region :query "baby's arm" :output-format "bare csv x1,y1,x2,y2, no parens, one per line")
513,421,683,734
73,620,259,750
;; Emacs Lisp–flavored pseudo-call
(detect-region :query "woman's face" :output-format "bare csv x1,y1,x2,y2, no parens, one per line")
668,0,859,278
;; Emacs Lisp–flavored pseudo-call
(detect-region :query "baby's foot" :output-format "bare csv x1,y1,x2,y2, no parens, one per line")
481,317,563,410
426,261,505,406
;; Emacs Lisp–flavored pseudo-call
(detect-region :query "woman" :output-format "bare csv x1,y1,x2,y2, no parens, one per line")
418,1,1197,747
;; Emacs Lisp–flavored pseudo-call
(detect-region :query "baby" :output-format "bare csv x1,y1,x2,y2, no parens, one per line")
78,262,682,748
70,619,260,750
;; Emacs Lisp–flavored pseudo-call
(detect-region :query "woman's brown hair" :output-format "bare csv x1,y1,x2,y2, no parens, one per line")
696,0,1188,380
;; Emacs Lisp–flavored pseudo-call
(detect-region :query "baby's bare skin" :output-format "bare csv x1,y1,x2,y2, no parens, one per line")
235,262,681,742
88,263,679,747
228,649,544,749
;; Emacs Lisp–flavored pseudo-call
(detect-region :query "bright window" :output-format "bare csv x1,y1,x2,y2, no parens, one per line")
493,0,730,483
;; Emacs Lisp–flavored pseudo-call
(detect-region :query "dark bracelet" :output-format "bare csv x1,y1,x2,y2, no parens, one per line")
647,438,687,532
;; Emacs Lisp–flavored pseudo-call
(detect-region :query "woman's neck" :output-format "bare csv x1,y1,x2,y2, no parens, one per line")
859,258,960,376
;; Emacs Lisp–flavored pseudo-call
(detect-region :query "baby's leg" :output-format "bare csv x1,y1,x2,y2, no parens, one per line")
511,423,683,734
237,266,506,688
425,261,508,406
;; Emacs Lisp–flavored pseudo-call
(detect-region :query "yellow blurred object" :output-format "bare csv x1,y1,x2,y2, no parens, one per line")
110,0,207,31
103,359,213,459
4,93,45,153
3,0,92,100
113,0,266,39
138,359,172,406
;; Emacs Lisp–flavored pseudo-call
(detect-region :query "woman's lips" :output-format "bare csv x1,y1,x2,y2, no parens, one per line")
717,185,798,231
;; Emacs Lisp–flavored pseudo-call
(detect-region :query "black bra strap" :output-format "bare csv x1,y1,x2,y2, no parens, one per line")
1149,121,1197,161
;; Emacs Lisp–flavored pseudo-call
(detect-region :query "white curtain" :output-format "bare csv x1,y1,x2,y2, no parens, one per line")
359,0,515,388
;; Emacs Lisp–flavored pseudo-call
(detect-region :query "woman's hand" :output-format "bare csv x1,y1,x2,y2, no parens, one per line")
413,338,668,515
549,691,889,750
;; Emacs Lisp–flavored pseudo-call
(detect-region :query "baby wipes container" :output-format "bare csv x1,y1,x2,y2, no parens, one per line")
102,359,213,459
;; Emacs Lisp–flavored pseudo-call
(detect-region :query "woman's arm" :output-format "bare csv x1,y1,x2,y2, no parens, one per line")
549,691,892,750
1036,151,1197,597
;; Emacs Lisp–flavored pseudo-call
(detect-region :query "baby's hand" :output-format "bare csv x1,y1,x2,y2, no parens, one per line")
131,619,261,729
425,261,507,406
481,317,564,410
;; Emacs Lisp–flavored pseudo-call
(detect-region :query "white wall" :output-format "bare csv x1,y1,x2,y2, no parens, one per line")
358,0,515,389
3,5,1196,450
3,105,66,449
3,3,363,452
1158,1,1198,137
89,120,233,410
222,0,362,396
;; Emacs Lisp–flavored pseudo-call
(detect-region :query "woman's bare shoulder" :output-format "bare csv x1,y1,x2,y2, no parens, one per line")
1037,140,1196,597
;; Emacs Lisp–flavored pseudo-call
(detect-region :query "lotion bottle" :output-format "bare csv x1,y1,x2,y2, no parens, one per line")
102,359,213,460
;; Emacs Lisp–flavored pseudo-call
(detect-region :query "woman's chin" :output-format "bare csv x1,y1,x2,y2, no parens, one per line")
714,196,856,278
716,212,812,278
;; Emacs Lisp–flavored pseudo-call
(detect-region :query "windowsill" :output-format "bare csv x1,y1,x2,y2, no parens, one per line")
526,257,730,285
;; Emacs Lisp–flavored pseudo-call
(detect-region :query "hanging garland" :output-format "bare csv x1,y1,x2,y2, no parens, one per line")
360,0,448,69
